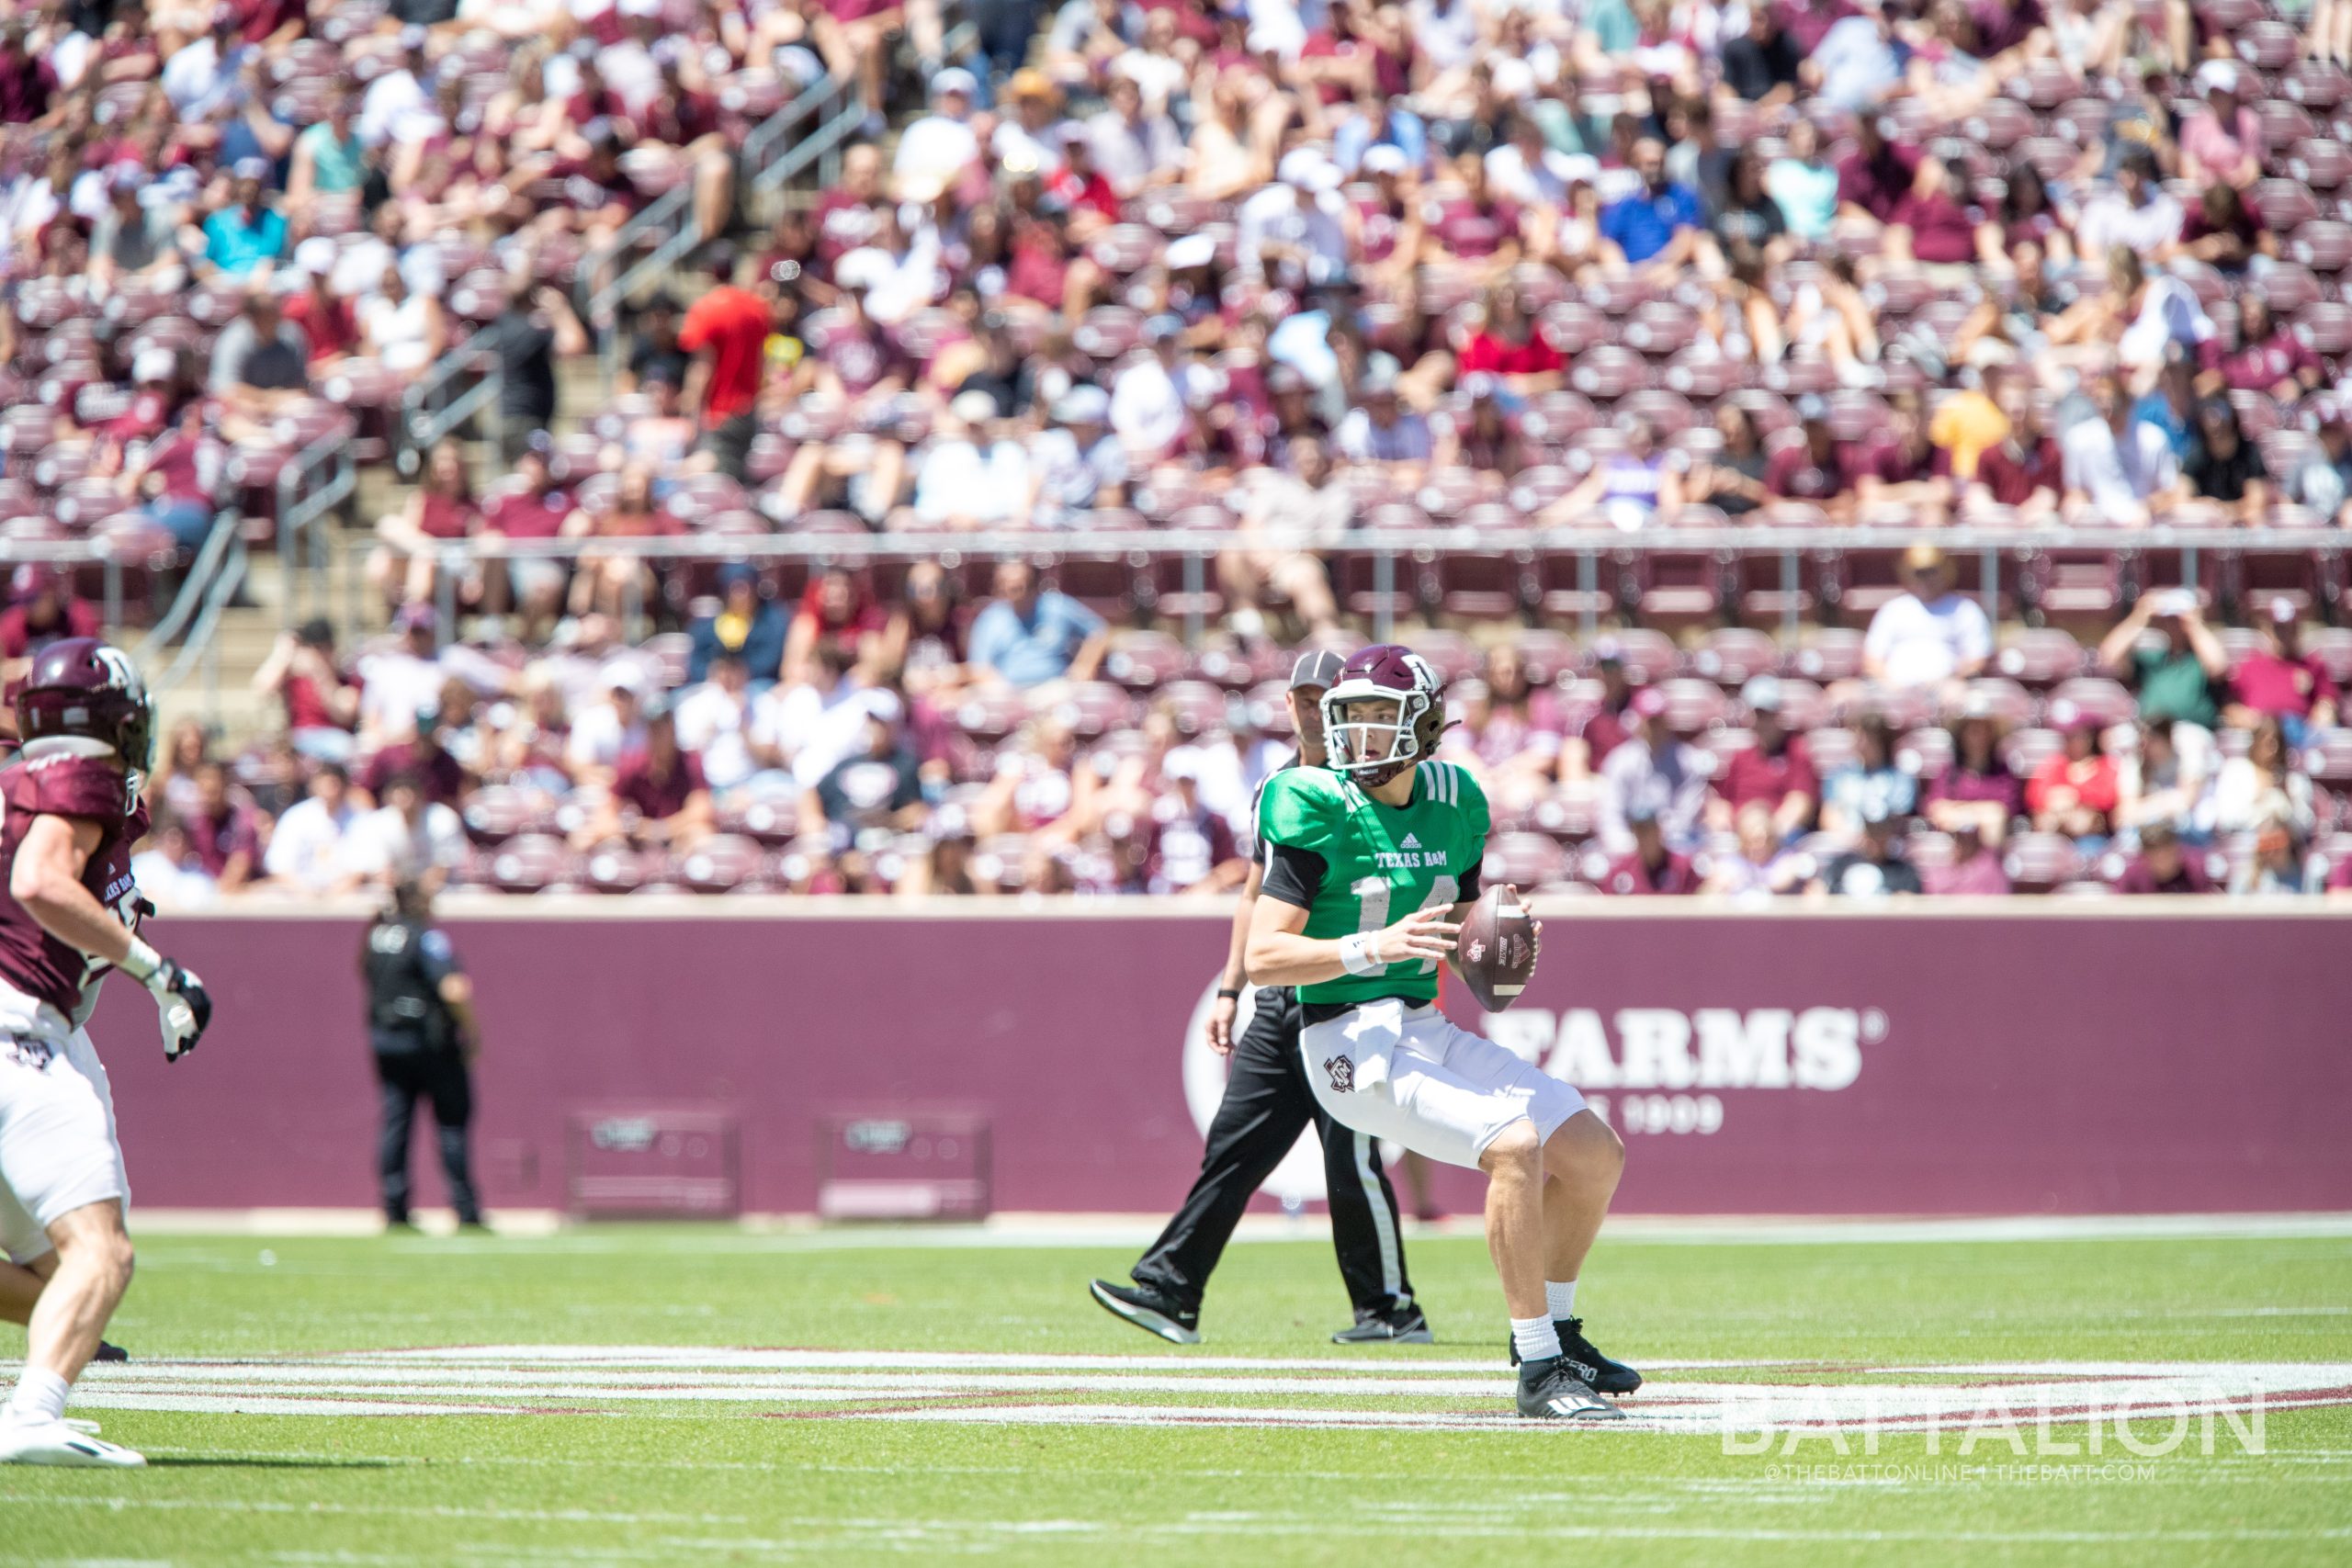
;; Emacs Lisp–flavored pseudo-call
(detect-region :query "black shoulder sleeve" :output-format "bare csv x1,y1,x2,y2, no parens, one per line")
1260,839,1328,909
1456,859,1482,902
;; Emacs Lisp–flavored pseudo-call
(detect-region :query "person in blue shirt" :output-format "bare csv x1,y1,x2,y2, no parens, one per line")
202,164,288,277
967,560,1109,690
1600,138,1706,276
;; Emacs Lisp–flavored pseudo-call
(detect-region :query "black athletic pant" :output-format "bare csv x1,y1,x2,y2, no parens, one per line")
1130,987,1414,1320
375,1046,481,1225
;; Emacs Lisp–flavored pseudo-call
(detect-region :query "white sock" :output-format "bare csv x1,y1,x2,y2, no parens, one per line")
1546,1280,1577,1320
4,1368,68,1427
1510,1315,1562,1364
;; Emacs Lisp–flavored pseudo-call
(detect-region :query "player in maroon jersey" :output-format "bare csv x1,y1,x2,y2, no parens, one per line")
0,638,209,1467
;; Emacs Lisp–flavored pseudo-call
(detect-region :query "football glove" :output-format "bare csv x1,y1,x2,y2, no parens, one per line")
144,960,211,1063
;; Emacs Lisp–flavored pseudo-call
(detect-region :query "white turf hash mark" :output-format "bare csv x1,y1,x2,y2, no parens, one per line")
34,1351,2351,1435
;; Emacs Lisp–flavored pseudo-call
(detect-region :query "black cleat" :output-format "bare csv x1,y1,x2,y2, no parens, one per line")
90,1342,129,1363
1088,1280,1201,1345
1516,1355,1623,1420
1331,1304,1434,1345
1507,1316,1642,1393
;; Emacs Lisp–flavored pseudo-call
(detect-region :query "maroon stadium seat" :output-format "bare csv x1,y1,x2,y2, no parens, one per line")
1690,626,1781,687
2003,832,2082,894
673,835,767,894
486,834,575,894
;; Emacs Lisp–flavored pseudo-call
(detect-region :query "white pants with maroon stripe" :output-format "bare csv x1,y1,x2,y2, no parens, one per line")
0,982,129,1263
1300,998,1586,1169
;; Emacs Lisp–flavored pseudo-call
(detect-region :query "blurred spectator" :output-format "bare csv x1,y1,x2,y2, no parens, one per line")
491,284,590,464
358,605,454,744
1552,420,1681,529
357,258,447,378
1812,800,1923,897
0,566,102,664
679,248,774,482
1967,378,2063,520
689,565,788,685
370,439,480,612
1766,396,1862,514
361,713,470,810
568,664,652,786
1441,644,1566,809
254,620,360,762
2117,717,2212,836
2199,296,2323,405
2062,372,2184,525
2114,820,2212,894
201,163,286,276
1457,282,1565,393
1861,546,1992,691
2230,812,2320,895
209,288,310,437
895,68,980,203
130,815,214,908
183,761,264,893
263,763,362,895
1821,714,1919,840
2026,708,2120,840
805,705,924,842
563,461,677,622
1222,436,1350,639
2098,590,2227,730
2206,714,2313,837
1700,803,1809,897
1923,822,2012,896
592,701,715,850
1110,314,1196,461
783,566,888,682
2179,60,2263,190
1030,384,1129,525
89,169,182,299
674,651,772,796
1766,119,1838,242
1601,138,1705,278
2289,409,2352,524
342,772,468,893
1600,802,1701,895
2227,601,2339,741
481,435,575,638
2184,399,2271,523
969,560,1107,691
1709,677,1816,839
1597,686,1708,853
1923,695,2024,846
910,390,1035,529
2075,145,2180,265
1132,752,1249,895
1689,404,1770,517
284,243,361,368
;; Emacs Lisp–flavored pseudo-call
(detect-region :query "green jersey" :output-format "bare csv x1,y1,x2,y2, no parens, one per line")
1257,760,1489,1007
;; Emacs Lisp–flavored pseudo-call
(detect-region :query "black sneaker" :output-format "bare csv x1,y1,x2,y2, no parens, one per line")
91,1342,129,1364
1507,1316,1642,1393
1088,1280,1201,1345
1516,1355,1623,1421
1331,1303,1433,1345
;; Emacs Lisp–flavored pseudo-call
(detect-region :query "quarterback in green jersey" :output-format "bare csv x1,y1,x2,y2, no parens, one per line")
1248,644,1638,1421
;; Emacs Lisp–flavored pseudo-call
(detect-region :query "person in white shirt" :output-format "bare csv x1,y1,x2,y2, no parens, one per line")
1233,149,1350,286
2073,145,2183,268
1861,545,1994,690
673,652,770,795
893,68,981,200
356,606,450,743
338,774,468,891
1110,315,1195,462
2062,370,2185,525
566,665,650,784
909,390,1035,528
264,763,364,895
358,29,433,150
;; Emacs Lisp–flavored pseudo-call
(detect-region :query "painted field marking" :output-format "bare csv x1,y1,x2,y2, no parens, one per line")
34,1349,2352,1434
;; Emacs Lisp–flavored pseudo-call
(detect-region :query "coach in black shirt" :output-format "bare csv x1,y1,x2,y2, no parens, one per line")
362,881,484,1229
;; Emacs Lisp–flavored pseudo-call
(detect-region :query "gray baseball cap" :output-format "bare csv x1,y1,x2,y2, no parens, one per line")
1289,649,1348,691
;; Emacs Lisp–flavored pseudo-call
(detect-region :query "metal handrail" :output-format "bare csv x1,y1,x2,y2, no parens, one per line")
146,536,249,704
396,322,512,478
128,508,242,663
740,73,853,194
580,180,695,335
277,423,358,626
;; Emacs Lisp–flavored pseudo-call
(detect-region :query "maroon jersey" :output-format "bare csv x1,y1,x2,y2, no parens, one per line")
0,751,146,1020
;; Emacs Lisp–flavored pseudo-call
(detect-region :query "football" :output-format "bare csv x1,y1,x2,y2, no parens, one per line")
1453,883,1538,1012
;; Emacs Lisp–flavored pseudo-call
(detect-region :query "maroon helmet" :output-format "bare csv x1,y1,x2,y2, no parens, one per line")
1320,643,1446,785
14,637,154,775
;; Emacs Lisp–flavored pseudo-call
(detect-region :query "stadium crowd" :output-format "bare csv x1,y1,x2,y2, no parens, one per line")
6,0,2352,897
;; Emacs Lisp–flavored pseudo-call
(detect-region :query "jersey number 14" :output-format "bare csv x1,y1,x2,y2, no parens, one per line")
1350,874,1459,975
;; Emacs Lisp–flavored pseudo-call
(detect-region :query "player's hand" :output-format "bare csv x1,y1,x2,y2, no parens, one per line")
144,959,211,1062
1205,993,1238,1056
1507,885,1544,966
1370,905,1459,966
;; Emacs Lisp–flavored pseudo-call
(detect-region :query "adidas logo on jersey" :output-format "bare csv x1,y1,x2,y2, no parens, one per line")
1400,833,1420,849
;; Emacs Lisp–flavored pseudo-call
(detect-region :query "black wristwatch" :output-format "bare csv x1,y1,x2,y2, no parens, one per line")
1216,987,1243,1000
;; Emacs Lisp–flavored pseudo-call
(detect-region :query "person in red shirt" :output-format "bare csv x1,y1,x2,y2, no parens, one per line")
2197,294,2324,402
585,702,713,849
1764,396,1870,517
2226,598,2339,740
0,566,103,670
368,438,481,611
782,565,888,682
1454,280,1564,394
283,260,360,367
183,761,263,891
2113,821,2213,894
1600,806,1701,894
1708,677,1818,838
2026,709,2120,840
253,619,359,761
1886,155,1981,266
562,460,681,621
1968,378,2064,519
1422,151,1523,267
678,247,775,483
481,435,576,637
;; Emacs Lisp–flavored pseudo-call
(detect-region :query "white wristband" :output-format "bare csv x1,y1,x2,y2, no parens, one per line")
119,938,164,983
1337,932,1381,976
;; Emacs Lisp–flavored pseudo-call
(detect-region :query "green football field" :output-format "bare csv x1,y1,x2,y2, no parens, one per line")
6,1221,2349,1566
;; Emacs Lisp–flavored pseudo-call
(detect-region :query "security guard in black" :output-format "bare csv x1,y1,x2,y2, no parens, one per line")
362,881,482,1228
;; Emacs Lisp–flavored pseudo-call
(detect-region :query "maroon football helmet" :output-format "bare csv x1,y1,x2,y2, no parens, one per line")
14,637,154,774
1320,643,1446,785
